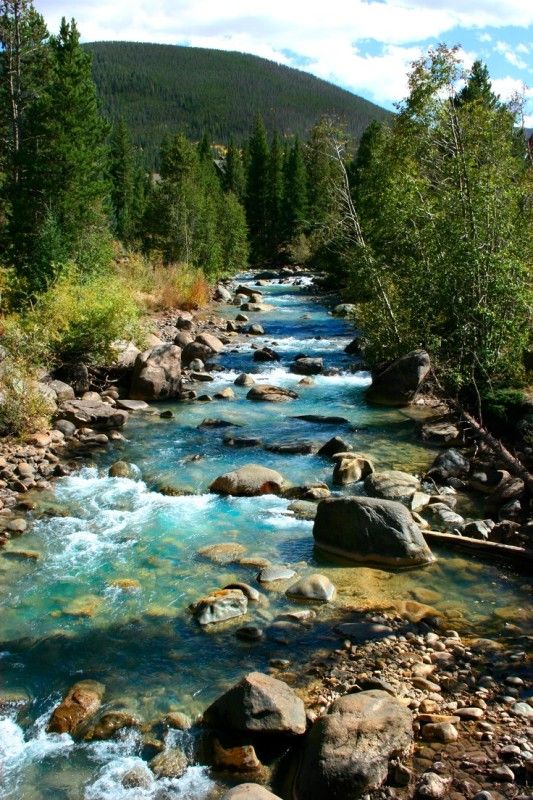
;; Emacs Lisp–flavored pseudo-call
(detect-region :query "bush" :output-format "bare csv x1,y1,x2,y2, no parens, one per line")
119,253,211,311
482,388,526,430
20,266,143,366
0,361,55,437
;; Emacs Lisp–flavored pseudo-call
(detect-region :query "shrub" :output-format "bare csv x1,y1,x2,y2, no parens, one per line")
22,265,143,366
120,253,211,311
0,361,55,437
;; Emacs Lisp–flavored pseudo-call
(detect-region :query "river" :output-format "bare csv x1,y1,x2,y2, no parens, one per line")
0,273,530,799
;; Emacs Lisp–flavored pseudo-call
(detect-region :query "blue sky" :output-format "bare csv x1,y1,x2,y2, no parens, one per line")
39,0,533,125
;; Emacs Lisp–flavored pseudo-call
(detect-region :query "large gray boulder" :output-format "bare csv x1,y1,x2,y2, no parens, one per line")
364,470,420,505
313,496,435,567
181,341,215,367
58,399,128,429
291,357,323,375
204,671,306,735
130,344,181,400
210,464,285,496
365,349,431,406
195,332,224,353
293,690,414,800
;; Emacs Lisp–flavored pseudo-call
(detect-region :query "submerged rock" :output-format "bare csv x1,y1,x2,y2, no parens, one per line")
190,588,248,625
293,690,414,800
210,464,285,496
258,565,297,583
204,671,306,735
198,542,247,564
48,680,105,736
149,748,188,778
286,574,336,602
84,711,139,741
313,496,435,567
247,385,298,402
365,349,431,406
108,461,139,479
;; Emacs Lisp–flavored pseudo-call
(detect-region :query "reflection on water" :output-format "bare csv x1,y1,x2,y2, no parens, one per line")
1,276,531,799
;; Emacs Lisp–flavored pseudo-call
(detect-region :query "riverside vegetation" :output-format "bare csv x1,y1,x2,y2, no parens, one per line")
0,3,532,800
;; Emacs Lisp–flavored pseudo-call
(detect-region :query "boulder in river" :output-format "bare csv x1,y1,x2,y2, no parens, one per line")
190,588,248,625
291,414,349,425
130,344,182,400
210,464,285,496
365,349,431,406
332,452,374,485
214,284,232,302
364,470,420,505
293,690,413,800
48,680,105,736
204,671,306,735
252,347,280,362
149,748,188,778
313,496,435,567
247,385,298,402
333,303,356,317
317,436,353,458
427,448,470,482
290,357,323,375
234,373,255,387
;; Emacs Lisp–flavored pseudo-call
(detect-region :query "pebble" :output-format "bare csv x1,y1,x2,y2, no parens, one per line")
490,764,515,782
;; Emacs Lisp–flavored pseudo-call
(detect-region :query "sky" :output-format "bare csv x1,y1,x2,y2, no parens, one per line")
39,0,533,125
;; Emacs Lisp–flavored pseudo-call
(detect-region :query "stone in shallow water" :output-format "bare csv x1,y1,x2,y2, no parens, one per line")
190,588,248,625
62,594,103,617
48,680,105,736
286,574,336,602
234,372,255,386
213,739,262,772
364,470,420,505
317,436,353,458
247,385,297,402
84,711,139,741
149,748,188,778
332,452,374,486
257,565,297,583
210,464,285,496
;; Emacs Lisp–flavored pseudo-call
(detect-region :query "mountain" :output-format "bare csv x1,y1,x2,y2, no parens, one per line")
86,41,393,166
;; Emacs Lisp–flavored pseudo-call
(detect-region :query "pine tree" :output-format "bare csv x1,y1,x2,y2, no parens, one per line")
457,60,499,108
246,115,270,263
109,118,135,242
223,138,245,201
267,130,284,253
283,136,308,239
14,17,110,289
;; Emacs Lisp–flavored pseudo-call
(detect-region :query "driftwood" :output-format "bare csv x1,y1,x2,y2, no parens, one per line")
459,408,533,496
423,529,533,571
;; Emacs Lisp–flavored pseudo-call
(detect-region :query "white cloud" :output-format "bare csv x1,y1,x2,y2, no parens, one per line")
478,32,492,42
523,114,533,127
495,40,527,69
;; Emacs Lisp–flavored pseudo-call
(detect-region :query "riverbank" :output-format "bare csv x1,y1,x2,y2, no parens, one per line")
0,270,531,800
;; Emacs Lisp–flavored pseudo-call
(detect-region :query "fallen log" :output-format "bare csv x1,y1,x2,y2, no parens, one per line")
423,529,533,571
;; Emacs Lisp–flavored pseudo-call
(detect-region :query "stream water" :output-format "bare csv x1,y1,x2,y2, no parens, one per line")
0,275,531,800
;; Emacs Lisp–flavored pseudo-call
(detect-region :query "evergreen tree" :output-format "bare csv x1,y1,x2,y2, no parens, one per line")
14,17,110,289
283,136,308,239
223,138,245,201
109,118,135,242
246,115,270,263
457,60,499,108
267,130,284,253
306,117,343,229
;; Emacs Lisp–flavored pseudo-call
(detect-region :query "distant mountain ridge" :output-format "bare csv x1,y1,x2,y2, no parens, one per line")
85,41,393,165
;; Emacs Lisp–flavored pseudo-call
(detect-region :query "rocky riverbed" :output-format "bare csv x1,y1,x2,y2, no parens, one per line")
0,270,531,800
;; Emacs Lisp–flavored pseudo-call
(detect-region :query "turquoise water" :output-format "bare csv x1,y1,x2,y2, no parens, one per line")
0,275,531,800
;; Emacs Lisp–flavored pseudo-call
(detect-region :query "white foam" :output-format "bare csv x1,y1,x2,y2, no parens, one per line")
85,758,217,800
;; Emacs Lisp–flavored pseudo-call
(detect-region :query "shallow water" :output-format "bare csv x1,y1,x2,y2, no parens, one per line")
1,275,531,800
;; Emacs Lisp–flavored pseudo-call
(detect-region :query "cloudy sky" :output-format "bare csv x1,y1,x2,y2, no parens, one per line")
39,0,533,125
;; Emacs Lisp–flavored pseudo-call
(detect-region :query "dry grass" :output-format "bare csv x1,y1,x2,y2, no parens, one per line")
115,253,211,312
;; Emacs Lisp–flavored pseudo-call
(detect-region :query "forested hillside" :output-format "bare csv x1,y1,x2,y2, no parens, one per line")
86,41,392,165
